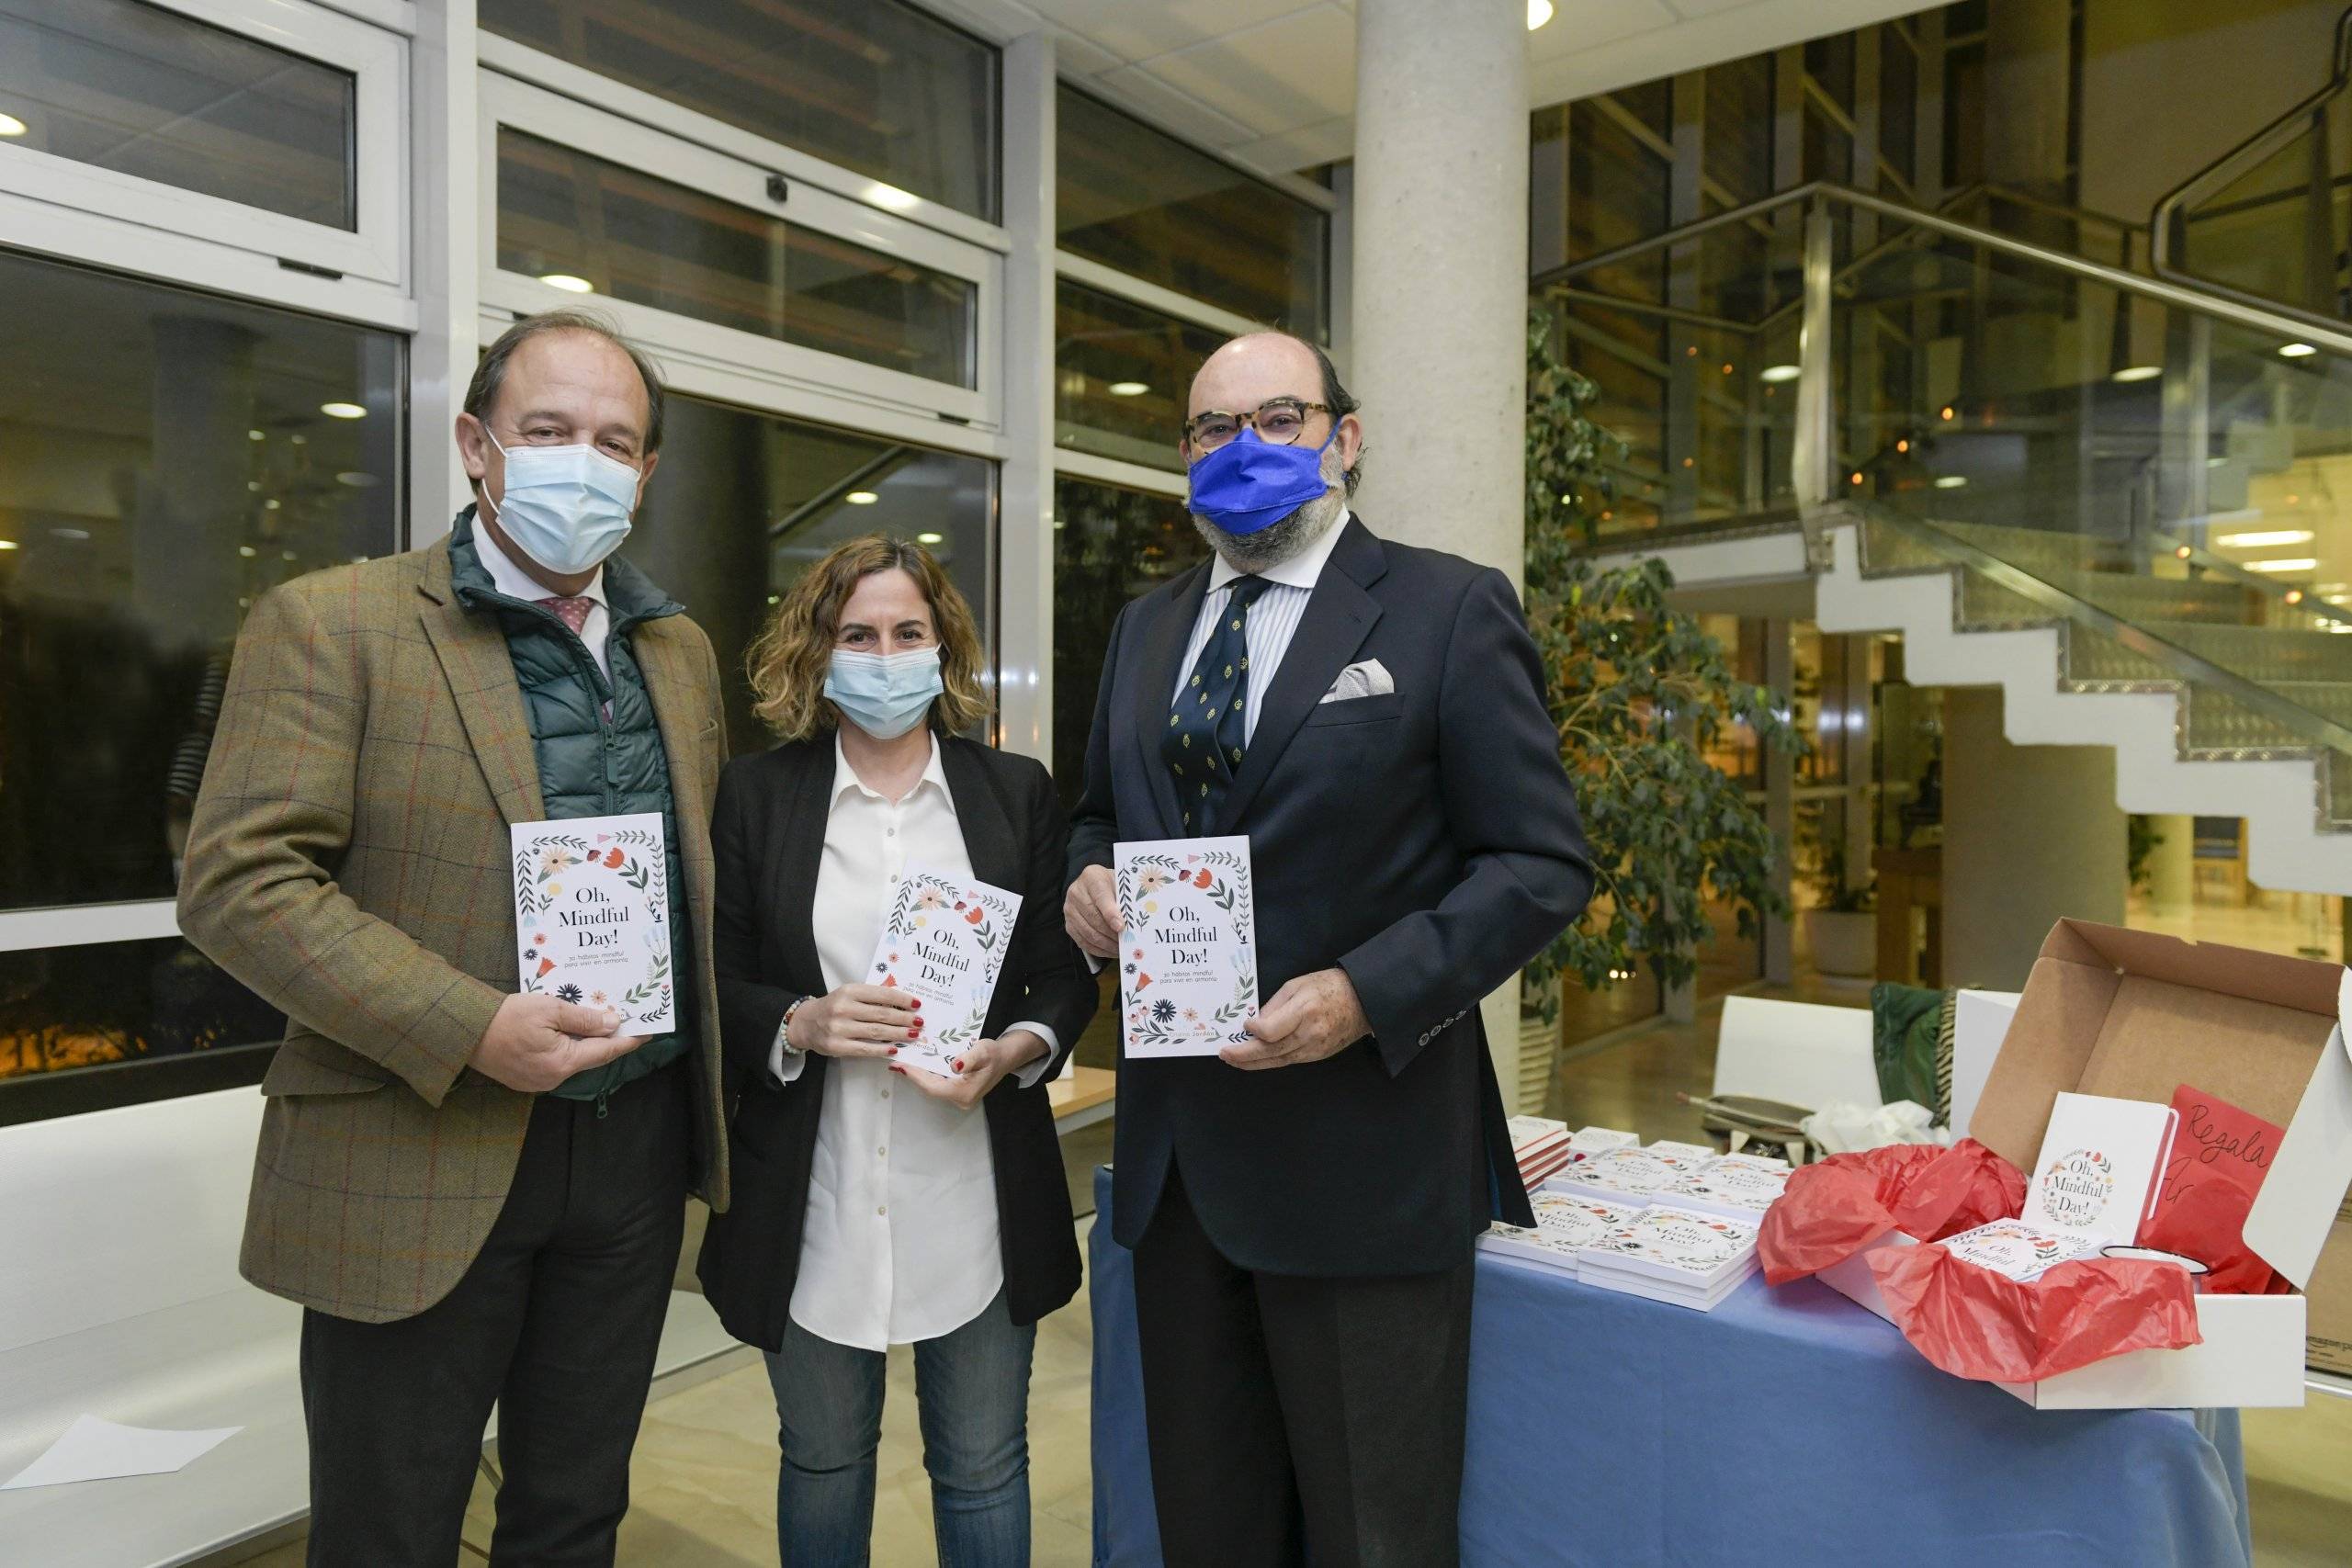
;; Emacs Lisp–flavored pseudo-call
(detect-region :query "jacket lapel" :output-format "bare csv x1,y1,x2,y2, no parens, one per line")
765,741,836,998
940,737,1020,895
416,549,545,827
1131,566,1210,839
1219,518,1388,830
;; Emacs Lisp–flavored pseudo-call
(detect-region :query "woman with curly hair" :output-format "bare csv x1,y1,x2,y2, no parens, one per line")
695,535,1095,1567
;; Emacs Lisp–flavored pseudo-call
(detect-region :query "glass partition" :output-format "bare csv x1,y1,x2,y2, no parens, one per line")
480,0,1001,220
1055,281,1223,473
1057,85,1328,338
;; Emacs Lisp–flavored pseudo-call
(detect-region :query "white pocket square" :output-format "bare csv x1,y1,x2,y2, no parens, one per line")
1318,659,1396,704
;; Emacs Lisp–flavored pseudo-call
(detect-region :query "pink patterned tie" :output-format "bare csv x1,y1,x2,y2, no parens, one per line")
537,595,594,636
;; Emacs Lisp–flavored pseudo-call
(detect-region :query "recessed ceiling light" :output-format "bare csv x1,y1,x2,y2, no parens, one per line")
2279,342,2319,358
1758,364,1800,384
2110,365,2162,382
2207,456,2229,467
860,182,921,212
843,491,878,505
0,113,25,138
917,531,944,545
51,527,89,541
238,546,257,558
2245,558,2318,572
320,401,367,420
2215,529,2314,547
264,499,280,511
248,429,266,442
1933,475,1968,489
538,273,594,294
335,471,379,488
1108,380,1149,397
0,539,17,551
1528,0,1554,28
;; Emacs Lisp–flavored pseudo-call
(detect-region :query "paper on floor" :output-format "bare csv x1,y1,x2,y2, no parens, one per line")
0,1415,241,1490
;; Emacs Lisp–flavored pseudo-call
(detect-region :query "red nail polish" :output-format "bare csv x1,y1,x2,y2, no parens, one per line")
910,998,922,1010
907,1027,921,1039
889,1065,904,1075
888,1045,900,1055
952,1059,965,1072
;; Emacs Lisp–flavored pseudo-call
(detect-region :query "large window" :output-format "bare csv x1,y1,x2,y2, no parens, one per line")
631,394,995,759
0,249,402,1111
1050,477,1207,807
479,0,1001,222
1057,85,1328,339
495,130,978,390
1055,281,1224,474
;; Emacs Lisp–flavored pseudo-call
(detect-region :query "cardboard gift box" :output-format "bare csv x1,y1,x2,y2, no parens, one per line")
1819,919,2352,1409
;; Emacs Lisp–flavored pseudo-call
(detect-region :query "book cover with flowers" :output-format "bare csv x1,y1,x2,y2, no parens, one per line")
1114,835,1257,1058
865,864,1022,1077
511,813,673,1032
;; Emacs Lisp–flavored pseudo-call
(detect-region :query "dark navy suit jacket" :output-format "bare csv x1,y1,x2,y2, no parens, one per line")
1068,515,1593,1277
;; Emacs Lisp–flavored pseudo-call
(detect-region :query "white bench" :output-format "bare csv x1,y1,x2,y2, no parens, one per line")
0,1086,747,1568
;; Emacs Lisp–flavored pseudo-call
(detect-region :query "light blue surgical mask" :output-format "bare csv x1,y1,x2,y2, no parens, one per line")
481,430,639,575
825,647,944,739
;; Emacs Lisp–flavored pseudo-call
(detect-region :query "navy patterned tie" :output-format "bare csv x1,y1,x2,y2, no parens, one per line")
1163,575,1272,835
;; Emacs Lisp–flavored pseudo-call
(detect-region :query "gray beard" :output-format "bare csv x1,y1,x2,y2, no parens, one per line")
1191,485,1346,573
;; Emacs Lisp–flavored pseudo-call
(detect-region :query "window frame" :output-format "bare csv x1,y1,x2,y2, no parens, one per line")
0,0,408,288
479,71,1001,435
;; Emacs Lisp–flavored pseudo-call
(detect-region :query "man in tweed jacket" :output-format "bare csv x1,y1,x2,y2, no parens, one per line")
178,312,728,1566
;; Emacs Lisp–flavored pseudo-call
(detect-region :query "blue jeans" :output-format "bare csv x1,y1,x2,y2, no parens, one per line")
763,1292,1035,1568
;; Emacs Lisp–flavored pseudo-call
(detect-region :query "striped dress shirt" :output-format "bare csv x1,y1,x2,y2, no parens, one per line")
1169,511,1352,742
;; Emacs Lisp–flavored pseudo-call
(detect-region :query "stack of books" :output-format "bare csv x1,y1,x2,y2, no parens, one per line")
1544,1144,1709,1205
1566,1125,1641,1156
1663,1152,1792,1220
1575,1204,1762,1311
1477,1190,1640,1280
1507,1116,1575,1187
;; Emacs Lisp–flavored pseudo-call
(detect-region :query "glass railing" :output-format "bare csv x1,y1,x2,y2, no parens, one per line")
2154,6,2352,326
1537,182,2352,824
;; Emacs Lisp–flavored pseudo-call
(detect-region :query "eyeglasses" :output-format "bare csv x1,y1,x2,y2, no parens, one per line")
1182,397,1334,452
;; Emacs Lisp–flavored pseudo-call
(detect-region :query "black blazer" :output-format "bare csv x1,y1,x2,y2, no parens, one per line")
1069,516,1593,1277
696,734,1098,1352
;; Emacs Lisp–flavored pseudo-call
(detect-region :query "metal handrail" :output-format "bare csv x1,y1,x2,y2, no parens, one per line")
2149,6,2352,329
1537,180,2352,357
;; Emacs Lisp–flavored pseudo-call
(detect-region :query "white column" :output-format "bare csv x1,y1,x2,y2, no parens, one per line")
1942,687,2128,989
1351,0,1533,1104
995,31,1057,765
409,0,482,544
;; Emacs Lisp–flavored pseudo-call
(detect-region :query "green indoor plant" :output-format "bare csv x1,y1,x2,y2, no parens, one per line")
1521,305,1800,1017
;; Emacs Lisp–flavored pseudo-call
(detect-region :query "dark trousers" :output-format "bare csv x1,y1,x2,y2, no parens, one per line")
1131,1166,1476,1568
300,1065,691,1568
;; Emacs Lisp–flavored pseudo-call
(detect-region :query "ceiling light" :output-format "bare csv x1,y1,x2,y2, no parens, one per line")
2245,558,2318,572
238,546,257,558
264,499,280,511
2215,529,2314,547
2279,342,2319,358
0,113,24,138
1108,380,1149,397
537,273,594,294
2207,456,2229,467
2176,545,2195,559
1528,0,1554,27
917,531,944,545
860,181,922,212
248,429,266,442
1939,405,1955,420
320,401,367,420
1933,475,1968,489
843,491,878,505
335,471,379,488
0,540,17,551
2285,589,2305,604
1758,364,1800,384
2110,365,2162,383
51,527,89,541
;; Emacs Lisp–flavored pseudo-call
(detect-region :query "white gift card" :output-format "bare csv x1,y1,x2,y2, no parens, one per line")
512,813,674,1032
2021,1091,2180,1245
1114,837,1258,1057
865,865,1021,1077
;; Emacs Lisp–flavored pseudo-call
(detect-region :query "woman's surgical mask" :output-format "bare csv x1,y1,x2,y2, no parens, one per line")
825,647,944,740
481,429,639,575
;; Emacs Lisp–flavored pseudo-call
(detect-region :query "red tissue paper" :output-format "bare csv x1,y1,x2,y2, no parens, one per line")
2139,1084,2293,1296
1865,1247,2203,1382
1758,1139,2025,1285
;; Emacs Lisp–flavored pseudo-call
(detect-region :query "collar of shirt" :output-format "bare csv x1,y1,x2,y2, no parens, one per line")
472,510,609,612
1205,508,1352,596
831,729,956,815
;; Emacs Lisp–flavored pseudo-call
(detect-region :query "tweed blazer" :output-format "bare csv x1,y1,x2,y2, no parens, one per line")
175,531,729,1324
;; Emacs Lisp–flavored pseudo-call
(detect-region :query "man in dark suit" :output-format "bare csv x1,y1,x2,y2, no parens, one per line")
1063,332,1592,1567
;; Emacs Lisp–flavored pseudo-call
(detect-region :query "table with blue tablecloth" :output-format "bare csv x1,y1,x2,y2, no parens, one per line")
1088,1167,2250,1567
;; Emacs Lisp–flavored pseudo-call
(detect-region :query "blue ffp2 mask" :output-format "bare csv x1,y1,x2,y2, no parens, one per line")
1185,423,1339,536
825,647,944,740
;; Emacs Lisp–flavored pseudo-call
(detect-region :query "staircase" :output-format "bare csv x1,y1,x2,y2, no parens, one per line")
1537,175,2352,897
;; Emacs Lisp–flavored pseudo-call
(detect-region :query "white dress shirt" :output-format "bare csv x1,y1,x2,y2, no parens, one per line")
472,511,612,679
1170,510,1351,743
773,735,1058,1351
